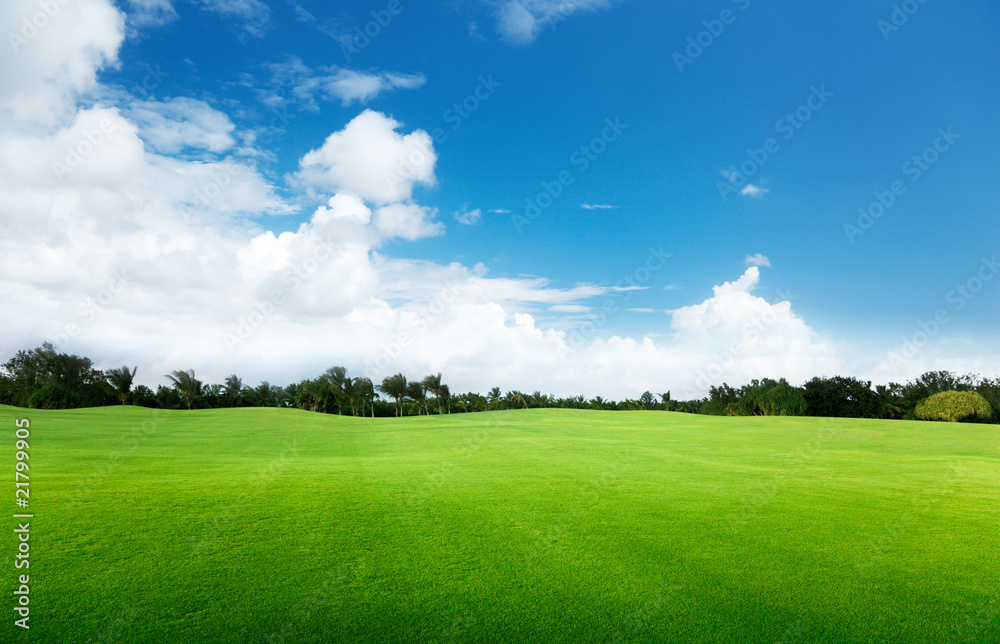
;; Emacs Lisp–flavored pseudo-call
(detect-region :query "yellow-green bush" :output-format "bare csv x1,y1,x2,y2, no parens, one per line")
915,390,993,422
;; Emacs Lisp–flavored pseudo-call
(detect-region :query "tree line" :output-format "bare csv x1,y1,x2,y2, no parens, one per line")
0,343,996,423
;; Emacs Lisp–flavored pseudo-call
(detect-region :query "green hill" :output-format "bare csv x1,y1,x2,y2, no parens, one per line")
1,405,997,642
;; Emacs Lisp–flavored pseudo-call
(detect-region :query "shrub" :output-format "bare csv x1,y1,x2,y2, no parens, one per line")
28,383,82,409
915,390,993,423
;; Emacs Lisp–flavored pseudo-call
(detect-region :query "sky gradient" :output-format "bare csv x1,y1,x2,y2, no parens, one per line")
1,0,998,398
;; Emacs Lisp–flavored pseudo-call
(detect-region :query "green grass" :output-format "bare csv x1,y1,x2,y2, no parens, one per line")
1,405,998,643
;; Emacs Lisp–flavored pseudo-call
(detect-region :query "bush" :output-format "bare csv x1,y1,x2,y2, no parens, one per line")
28,383,82,409
915,390,993,423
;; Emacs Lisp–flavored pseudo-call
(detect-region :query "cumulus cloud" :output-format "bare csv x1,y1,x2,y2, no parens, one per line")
495,0,615,44
1,0,124,124
290,110,436,204
0,0,872,400
374,203,445,240
744,253,771,268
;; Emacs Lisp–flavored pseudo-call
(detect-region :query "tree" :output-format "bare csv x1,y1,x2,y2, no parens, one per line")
355,377,377,418
165,369,204,410
223,374,245,407
378,374,407,417
422,373,445,414
639,391,656,410
323,367,348,415
105,366,137,404
440,383,451,414
406,380,429,415
915,390,993,423
2,343,106,408
660,391,671,411
803,376,880,418
487,387,502,411
530,391,550,408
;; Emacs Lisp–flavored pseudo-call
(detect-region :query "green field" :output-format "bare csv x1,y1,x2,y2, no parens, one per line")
1,405,998,643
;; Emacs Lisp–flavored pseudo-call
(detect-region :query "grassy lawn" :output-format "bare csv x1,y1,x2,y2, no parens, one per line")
1,405,997,642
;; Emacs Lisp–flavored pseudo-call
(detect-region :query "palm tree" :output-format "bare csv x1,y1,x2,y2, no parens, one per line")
105,365,137,404
406,380,428,415
323,366,348,415
355,377,377,418
487,387,502,411
660,391,671,411
504,390,528,409
590,396,606,410
422,373,445,414
223,374,244,407
530,391,549,408
165,369,204,410
378,374,407,417
440,383,451,414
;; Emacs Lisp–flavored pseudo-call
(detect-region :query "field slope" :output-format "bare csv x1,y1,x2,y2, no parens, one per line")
1,405,998,643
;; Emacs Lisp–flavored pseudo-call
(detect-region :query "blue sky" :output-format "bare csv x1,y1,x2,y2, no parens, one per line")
1,0,997,396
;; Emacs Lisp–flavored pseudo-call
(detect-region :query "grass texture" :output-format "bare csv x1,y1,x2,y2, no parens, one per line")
0,405,997,642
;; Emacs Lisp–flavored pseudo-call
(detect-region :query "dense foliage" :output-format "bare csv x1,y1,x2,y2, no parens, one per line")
914,390,993,423
1,345,998,423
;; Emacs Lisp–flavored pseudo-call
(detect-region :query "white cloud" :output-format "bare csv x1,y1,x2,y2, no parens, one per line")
455,208,482,225
125,0,177,28
740,184,768,198
744,253,771,268
1,0,124,125
496,0,615,44
580,203,617,210
322,69,426,106
193,0,270,36
128,97,236,154
489,208,511,214
374,203,445,240
0,1,967,402
263,57,426,109
290,110,436,204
